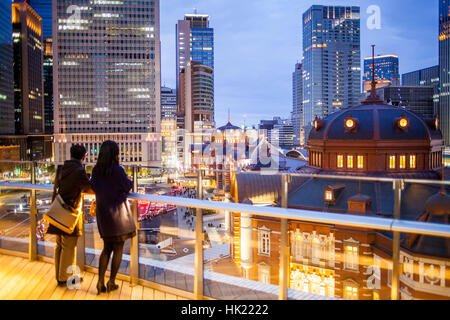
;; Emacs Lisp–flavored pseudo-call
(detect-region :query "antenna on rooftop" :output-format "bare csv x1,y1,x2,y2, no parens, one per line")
193,8,198,14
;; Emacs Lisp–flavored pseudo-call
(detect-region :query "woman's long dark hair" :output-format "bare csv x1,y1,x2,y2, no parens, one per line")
95,140,120,177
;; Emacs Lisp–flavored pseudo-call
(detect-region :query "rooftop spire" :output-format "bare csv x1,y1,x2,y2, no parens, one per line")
362,45,384,105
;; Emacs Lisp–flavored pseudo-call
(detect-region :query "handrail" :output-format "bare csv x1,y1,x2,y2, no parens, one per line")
1,160,449,186
1,182,450,238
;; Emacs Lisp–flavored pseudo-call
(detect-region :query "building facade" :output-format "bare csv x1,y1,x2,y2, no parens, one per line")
179,61,214,133
363,55,400,93
292,63,303,147
176,13,214,126
12,2,45,135
259,117,294,150
440,0,450,146
229,95,448,300
25,0,52,39
161,86,177,119
302,5,361,139
0,0,15,135
53,0,161,165
402,66,440,116
377,86,435,119
43,37,53,134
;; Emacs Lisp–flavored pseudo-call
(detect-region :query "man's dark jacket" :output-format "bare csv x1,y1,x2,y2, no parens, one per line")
47,159,92,236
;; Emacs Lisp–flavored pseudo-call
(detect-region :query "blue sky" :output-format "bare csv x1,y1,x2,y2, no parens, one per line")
160,0,439,127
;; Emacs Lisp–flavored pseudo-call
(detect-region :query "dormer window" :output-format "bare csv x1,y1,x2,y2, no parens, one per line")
314,116,325,131
344,115,358,132
396,114,410,131
324,184,345,206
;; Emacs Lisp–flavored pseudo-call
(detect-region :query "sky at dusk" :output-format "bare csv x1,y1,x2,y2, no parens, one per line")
160,0,439,128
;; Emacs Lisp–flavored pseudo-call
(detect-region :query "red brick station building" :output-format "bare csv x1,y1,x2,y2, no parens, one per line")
229,93,450,300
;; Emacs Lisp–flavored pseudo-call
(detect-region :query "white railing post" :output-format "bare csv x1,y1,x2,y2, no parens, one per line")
194,168,204,299
391,179,404,300
130,165,139,285
279,174,290,300
29,161,38,261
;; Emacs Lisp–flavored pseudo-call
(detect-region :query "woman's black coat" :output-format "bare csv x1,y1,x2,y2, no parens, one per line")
91,164,136,240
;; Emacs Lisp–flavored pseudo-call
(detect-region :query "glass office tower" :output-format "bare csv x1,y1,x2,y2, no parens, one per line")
25,0,52,39
176,13,214,126
402,66,440,116
363,55,400,92
0,0,14,135
12,2,45,135
292,63,303,147
53,0,162,165
302,6,361,138
440,0,450,146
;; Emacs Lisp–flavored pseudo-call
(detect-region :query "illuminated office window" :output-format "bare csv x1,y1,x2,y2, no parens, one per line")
410,155,416,169
347,155,354,168
337,155,344,168
357,155,364,169
399,155,406,169
389,155,396,169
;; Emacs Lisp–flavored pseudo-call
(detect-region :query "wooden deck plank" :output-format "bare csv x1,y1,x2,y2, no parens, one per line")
0,258,30,299
8,261,48,300
119,279,132,300
0,254,194,301
142,286,154,300
25,264,57,300
37,266,61,300
17,263,53,300
154,289,165,300
84,274,100,300
0,256,25,290
107,280,123,300
165,293,177,300
131,285,143,300
73,271,94,300
61,271,86,300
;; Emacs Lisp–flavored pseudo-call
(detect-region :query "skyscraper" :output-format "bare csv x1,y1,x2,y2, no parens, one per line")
176,13,214,128
402,66,440,115
179,61,214,132
161,86,177,119
302,5,361,140
12,2,45,135
292,63,303,147
53,0,161,165
43,38,53,134
24,0,52,39
439,0,450,146
0,0,14,135
363,55,400,92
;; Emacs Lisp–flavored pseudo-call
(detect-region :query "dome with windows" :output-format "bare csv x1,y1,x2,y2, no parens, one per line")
307,102,443,176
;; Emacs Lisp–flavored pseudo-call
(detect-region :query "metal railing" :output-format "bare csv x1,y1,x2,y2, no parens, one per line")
0,161,450,300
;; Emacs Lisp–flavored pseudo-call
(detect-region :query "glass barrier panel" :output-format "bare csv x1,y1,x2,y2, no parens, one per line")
0,187,30,253
0,162,32,184
36,163,57,185
36,190,55,258
137,168,196,294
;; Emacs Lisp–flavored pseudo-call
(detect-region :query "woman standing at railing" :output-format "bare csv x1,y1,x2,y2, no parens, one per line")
90,140,136,295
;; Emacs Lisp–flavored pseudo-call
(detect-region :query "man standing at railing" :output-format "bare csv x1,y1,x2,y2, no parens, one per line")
47,145,93,286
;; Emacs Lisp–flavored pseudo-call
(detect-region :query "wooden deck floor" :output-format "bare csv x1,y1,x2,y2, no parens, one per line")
0,254,187,300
